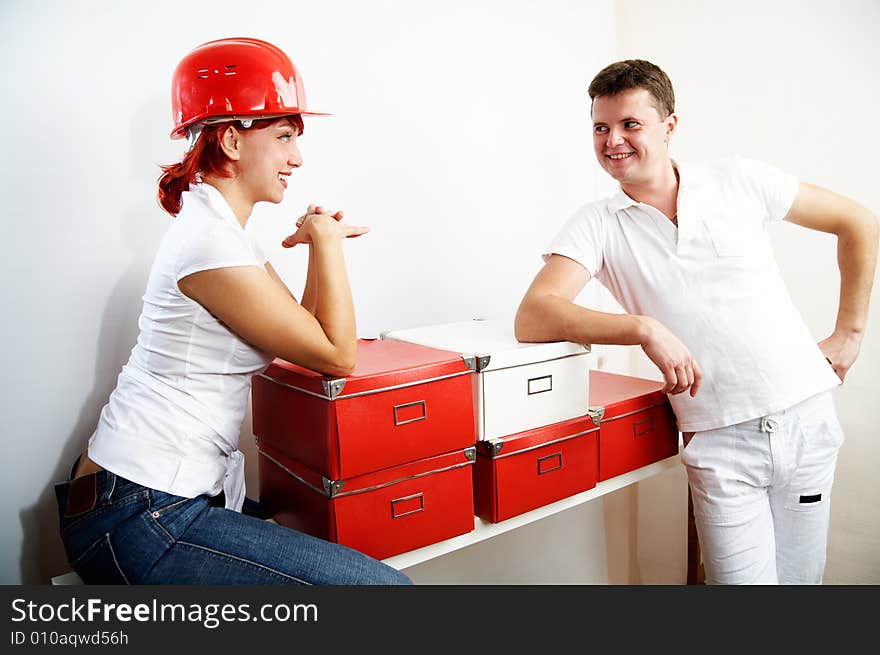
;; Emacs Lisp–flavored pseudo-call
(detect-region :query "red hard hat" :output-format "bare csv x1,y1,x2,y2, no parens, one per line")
170,37,329,140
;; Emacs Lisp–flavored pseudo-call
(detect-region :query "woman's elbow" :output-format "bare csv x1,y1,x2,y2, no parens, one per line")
320,348,357,378
326,360,355,378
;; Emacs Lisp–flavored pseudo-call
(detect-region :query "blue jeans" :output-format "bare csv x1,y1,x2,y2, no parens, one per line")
54,465,412,585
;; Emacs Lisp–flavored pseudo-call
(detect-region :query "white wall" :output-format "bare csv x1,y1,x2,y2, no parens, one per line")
412,0,880,585
614,0,880,583
0,0,616,583
7,0,874,586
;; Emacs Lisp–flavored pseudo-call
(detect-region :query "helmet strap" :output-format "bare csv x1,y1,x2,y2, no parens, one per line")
185,117,256,151
186,125,204,152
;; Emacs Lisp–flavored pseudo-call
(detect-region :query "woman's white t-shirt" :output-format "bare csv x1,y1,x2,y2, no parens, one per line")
88,183,273,511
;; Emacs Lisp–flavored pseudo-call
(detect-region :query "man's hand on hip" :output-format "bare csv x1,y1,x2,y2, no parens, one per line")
818,329,863,382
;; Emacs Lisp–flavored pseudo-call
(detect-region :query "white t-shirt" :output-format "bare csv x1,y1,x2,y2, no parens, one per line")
545,156,840,432
88,183,273,510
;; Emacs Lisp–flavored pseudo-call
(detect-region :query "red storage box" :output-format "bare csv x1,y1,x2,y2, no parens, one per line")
589,370,679,482
473,416,599,523
252,339,477,479
258,442,477,560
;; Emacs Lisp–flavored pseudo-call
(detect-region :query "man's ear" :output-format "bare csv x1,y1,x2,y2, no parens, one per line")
664,113,678,144
219,125,242,161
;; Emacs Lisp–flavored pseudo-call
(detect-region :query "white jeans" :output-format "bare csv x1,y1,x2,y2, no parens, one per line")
682,391,843,585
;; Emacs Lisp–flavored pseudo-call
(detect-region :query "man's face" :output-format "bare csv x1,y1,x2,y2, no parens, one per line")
591,88,676,188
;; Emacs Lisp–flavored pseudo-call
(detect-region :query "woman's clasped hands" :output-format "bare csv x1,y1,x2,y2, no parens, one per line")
282,204,369,247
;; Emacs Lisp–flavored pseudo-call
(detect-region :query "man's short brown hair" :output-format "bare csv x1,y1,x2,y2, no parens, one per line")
588,59,675,118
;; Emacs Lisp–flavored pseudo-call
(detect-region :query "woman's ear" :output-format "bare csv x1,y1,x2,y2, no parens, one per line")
219,125,242,161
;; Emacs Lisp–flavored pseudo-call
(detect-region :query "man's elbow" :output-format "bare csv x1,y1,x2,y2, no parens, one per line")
839,209,880,246
866,210,880,243
514,299,542,343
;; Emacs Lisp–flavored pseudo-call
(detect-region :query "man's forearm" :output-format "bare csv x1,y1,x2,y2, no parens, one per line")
834,210,879,335
515,272,703,396
514,293,647,346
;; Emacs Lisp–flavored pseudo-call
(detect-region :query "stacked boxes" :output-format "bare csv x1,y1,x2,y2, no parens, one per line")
252,338,478,560
381,319,599,523
252,319,681,559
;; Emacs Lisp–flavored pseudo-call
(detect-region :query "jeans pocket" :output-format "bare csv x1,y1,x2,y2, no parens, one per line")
148,490,192,518
71,533,129,584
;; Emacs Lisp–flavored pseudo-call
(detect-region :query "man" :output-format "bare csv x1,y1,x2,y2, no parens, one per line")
515,59,877,584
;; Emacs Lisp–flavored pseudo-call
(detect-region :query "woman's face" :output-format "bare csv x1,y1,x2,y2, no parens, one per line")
235,118,303,205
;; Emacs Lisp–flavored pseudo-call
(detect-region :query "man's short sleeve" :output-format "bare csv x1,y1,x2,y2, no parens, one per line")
176,223,264,282
733,156,800,224
542,204,606,277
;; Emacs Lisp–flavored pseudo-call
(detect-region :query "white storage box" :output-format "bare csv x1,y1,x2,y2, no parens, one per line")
381,318,594,440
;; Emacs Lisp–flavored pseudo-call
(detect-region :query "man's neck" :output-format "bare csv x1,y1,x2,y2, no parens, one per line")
620,162,680,220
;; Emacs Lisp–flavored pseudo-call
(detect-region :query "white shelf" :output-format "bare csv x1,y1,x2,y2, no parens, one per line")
52,455,682,583
383,452,681,570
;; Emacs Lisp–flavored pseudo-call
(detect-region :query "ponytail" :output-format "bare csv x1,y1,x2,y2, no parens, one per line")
157,157,194,216
156,123,231,216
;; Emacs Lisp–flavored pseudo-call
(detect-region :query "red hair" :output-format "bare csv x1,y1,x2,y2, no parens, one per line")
157,115,305,216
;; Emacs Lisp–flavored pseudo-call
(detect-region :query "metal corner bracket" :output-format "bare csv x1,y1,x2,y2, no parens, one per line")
486,440,503,456
322,378,347,399
322,477,345,497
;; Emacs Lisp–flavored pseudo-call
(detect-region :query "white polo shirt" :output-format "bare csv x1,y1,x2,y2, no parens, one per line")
545,156,840,432
88,183,273,510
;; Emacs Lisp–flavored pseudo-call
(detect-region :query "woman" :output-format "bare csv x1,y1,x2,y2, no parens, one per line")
53,37,411,585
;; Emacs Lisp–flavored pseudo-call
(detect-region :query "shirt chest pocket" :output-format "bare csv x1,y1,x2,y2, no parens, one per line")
703,217,747,257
